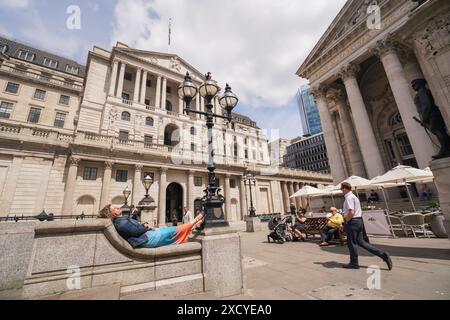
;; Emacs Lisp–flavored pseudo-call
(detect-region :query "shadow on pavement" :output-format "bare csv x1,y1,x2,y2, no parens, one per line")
320,242,450,260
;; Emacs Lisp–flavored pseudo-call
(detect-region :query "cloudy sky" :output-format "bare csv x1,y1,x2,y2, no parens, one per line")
0,0,346,140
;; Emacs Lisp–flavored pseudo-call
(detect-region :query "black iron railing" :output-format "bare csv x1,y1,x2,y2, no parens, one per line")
0,212,96,223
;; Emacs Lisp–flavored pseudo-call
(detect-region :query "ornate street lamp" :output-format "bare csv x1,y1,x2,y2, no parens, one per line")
121,186,131,216
137,174,157,224
243,172,257,217
140,175,154,206
178,72,239,228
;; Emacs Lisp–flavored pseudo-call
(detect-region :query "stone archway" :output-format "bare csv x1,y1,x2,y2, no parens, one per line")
164,124,180,147
111,196,125,205
76,195,96,215
166,182,183,223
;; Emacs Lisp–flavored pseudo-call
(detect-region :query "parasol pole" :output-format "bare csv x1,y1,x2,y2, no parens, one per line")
404,179,417,211
380,186,396,238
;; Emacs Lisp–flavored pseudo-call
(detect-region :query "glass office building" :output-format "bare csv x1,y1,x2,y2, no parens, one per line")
296,85,322,136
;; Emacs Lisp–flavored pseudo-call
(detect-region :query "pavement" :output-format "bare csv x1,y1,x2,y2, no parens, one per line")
37,231,450,300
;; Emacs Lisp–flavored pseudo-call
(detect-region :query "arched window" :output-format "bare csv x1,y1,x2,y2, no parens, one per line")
390,113,403,127
166,100,172,111
121,111,131,121
146,117,154,126
190,127,196,136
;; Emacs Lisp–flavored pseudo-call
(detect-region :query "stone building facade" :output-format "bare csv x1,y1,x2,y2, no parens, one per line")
0,37,332,224
297,0,449,184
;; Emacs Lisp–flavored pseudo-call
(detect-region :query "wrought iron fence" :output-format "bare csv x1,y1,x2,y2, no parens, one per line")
0,211,96,223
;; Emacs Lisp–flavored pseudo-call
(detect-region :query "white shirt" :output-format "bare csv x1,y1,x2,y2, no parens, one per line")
343,192,362,218
183,210,194,224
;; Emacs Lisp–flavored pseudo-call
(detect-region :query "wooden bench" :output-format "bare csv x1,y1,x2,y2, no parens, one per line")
303,217,345,245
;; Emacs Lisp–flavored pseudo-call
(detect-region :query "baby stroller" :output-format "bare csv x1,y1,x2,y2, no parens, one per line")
267,216,293,244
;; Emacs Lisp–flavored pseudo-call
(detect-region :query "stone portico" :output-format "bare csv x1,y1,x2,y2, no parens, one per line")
297,0,450,184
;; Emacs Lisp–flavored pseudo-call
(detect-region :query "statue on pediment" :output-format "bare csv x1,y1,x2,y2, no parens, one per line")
169,57,182,72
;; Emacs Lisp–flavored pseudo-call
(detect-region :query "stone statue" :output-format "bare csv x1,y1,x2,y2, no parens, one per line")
412,79,450,159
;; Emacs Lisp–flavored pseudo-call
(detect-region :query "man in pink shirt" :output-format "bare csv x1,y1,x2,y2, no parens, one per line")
341,182,393,270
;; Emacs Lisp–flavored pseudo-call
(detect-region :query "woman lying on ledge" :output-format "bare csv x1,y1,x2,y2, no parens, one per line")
98,205,204,249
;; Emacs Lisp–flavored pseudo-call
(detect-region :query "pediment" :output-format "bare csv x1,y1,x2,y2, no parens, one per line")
116,47,205,81
298,0,377,75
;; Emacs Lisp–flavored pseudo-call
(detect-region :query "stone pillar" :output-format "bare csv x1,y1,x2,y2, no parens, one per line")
327,87,367,177
339,64,385,178
0,156,23,216
294,182,302,210
133,68,141,103
161,77,167,110
375,40,436,168
224,174,231,221
281,181,289,213
311,86,347,183
140,71,147,105
239,177,247,220
109,60,119,96
253,178,259,214
158,167,167,226
100,161,113,209
155,75,162,108
179,97,184,115
187,170,195,213
116,62,126,98
62,157,80,215
132,164,143,205
288,182,296,210
195,93,200,112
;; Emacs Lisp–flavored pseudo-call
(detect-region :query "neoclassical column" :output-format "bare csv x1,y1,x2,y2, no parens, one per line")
155,75,162,108
326,87,367,177
338,64,385,178
62,157,80,215
374,40,436,168
158,167,168,226
253,178,260,213
132,164,143,205
133,68,142,103
187,170,195,213
294,182,302,210
140,71,148,105
161,77,167,110
0,156,23,215
100,161,113,209
239,177,247,220
311,86,347,182
281,181,289,213
116,62,126,98
109,60,119,96
224,174,231,221
179,96,184,115
288,182,295,209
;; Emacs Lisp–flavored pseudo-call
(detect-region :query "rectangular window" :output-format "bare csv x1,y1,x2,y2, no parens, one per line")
245,149,248,159
59,95,70,105
83,167,98,181
145,99,150,106
122,92,130,100
252,151,256,160
191,143,196,152
116,170,128,182
34,89,46,100
5,82,19,94
146,80,151,87
43,58,58,69
54,113,66,128
144,135,153,145
166,87,172,94
18,50,35,62
124,72,132,81
119,130,129,141
215,177,221,188
27,107,41,123
66,65,79,75
0,101,13,119
230,179,236,189
194,176,203,187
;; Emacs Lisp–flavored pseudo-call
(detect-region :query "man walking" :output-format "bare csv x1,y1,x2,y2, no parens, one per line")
341,182,393,270
183,207,194,225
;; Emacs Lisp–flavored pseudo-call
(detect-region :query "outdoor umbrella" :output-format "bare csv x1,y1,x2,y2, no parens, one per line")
290,185,325,212
310,185,342,207
370,165,434,211
338,176,374,198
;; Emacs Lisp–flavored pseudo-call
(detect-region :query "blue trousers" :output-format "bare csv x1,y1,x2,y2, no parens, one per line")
345,218,385,265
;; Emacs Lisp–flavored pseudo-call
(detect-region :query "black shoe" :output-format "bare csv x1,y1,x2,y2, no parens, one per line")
383,252,393,271
343,263,360,269
300,237,306,242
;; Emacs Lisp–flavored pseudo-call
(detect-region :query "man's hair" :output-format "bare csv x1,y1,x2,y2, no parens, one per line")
98,204,112,219
330,207,337,212
341,182,352,191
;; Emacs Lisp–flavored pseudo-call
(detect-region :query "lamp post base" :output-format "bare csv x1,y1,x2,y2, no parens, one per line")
245,216,262,233
200,195,229,230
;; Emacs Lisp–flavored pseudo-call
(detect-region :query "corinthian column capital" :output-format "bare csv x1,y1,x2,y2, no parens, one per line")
338,63,360,81
326,85,347,104
105,161,114,170
371,38,400,58
69,157,80,167
310,84,329,101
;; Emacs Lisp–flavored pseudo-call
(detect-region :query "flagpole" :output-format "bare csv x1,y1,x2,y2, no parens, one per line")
168,18,172,53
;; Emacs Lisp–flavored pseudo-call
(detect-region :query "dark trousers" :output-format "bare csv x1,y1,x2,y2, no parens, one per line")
320,227,338,243
345,218,385,265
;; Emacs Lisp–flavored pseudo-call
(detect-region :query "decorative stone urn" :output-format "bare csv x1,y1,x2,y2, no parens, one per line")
430,214,448,238
429,158,450,241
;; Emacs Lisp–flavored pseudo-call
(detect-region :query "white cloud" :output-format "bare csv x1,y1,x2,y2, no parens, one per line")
111,0,346,109
0,0,29,9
